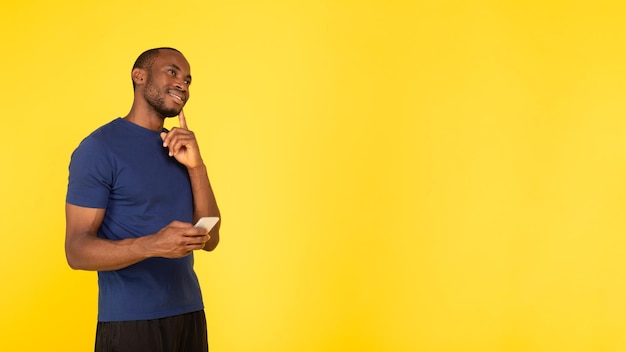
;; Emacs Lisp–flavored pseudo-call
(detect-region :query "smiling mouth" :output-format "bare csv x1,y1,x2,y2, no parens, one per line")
168,92,185,103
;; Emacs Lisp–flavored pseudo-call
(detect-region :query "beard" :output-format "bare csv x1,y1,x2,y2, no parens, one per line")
143,75,181,118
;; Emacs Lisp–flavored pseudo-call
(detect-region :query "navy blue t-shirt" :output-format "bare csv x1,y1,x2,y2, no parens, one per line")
66,118,204,322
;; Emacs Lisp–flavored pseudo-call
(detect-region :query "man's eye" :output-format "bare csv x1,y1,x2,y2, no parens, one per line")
168,69,175,75
184,80,191,85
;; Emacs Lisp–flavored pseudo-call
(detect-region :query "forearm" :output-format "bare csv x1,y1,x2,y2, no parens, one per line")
188,164,220,220
187,164,221,250
66,234,150,272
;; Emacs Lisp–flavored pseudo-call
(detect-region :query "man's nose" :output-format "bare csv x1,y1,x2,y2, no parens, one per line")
174,80,186,91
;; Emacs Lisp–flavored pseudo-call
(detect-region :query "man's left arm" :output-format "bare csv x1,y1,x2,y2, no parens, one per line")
161,109,221,251
188,164,221,251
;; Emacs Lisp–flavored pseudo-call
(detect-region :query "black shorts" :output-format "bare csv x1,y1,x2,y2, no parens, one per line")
95,310,208,352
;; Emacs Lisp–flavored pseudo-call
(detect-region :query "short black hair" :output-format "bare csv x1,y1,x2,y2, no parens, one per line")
132,47,182,89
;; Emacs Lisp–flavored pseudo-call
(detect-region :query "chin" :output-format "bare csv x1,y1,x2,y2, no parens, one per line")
161,108,182,118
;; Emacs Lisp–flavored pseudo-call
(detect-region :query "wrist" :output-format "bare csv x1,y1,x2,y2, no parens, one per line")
128,236,153,259
187,163,207,174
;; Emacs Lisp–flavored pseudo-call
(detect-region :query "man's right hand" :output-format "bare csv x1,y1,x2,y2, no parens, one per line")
140,221,210,258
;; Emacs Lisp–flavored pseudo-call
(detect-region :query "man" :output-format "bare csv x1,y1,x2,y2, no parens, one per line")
65,47,220,352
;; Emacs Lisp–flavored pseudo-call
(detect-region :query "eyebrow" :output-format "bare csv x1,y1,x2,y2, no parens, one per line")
168,64,192,81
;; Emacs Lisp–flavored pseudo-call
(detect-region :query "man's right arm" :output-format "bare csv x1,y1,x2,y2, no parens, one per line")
65,203,210,271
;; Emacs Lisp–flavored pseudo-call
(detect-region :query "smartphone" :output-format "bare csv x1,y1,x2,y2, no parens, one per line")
194,217,220,232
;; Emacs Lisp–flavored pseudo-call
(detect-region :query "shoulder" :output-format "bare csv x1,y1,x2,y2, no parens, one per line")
73,119,123,152
86,118,125,141
69,119,127,169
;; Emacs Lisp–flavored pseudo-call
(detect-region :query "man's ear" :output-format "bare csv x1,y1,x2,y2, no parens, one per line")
132,68,146,86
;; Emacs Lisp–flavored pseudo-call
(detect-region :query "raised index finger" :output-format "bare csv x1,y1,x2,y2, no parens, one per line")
178,109,188,130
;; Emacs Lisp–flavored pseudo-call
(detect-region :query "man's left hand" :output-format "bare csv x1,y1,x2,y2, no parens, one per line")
160,109,204,169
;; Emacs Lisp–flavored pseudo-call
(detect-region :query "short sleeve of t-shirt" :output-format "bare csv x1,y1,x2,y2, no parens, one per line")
66,136,113,209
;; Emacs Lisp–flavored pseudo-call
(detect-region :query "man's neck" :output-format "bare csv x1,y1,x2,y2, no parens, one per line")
123,105,165,132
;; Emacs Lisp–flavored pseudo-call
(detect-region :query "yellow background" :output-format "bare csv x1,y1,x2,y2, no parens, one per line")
2,0,626,351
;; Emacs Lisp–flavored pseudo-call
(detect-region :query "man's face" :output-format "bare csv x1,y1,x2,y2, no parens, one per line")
142,50,192,118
